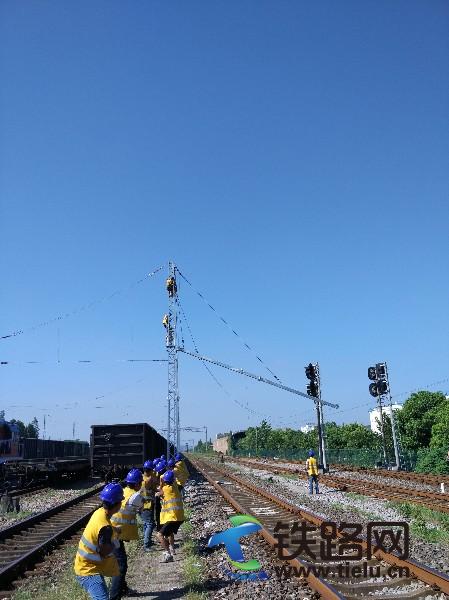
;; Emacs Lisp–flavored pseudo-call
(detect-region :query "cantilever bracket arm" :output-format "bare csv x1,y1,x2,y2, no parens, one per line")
178,348,339,409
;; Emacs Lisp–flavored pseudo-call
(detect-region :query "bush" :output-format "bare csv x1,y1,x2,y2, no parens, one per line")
414,448,449,475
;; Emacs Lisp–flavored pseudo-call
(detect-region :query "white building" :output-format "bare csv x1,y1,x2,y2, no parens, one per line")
369,404,402,433
300,423,316,434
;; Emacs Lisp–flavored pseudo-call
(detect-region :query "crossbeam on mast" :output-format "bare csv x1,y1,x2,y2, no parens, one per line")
178,348,339,409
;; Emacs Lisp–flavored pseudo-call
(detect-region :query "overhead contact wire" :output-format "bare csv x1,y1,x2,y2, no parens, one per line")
177,268,282,383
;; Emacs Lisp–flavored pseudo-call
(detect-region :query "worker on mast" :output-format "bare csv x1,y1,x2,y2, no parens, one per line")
305,450,319,495
166,276,177,298
162,314,169,329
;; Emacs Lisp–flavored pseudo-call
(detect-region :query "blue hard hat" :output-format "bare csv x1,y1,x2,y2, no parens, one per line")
308,450,315,457
162,470,175,484
155,461,166,474
175,453,183,461
143,460,153,470
100,483,124,504
167,458,175,468
125,468,143,484
160,454,165,460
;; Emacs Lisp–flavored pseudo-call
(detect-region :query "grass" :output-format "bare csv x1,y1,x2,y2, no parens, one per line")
346,492,367,501
181,509,207,600
13,545,89,600
386,501,449,544
1,510,33,521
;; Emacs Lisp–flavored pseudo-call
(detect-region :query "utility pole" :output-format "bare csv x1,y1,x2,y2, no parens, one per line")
166,261,180,459
205,426,208,453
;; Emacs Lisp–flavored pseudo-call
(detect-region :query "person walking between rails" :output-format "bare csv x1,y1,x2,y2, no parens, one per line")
110,468,144,599
74,483,124,600
157,469,185,563
140,460,157,551
306,450,319,495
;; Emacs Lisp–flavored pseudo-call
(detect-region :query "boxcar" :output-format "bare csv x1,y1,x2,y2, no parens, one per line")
90,423,167,476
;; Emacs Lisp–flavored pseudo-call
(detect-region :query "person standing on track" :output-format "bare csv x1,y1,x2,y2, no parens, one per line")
157,469,185,562
306,449,319,495
74,483,124,600
140,460,157,551
110,468,144,599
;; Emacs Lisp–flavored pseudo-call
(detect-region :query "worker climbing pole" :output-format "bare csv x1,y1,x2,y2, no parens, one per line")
165,262,180,458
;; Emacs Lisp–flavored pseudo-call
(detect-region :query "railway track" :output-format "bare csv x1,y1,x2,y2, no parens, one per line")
0,484,103,597
190,456,449,599
232,457,449,514
277,458,449,489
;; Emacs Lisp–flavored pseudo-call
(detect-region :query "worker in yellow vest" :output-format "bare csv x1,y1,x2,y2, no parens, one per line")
305,449,319,495
110,469,144,599
173,452,189,494
157,469,185,562
140,460,157,551
74,482,124,600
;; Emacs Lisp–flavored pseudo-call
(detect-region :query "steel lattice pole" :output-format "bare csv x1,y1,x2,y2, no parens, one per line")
166,261,180,459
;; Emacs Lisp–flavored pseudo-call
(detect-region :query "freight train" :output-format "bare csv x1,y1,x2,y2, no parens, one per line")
90,423,168,480
0,420,168,488
0,419,90,489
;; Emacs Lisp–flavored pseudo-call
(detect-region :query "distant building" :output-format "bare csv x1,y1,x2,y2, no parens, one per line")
369,404,402,433
213,430,246,454
300,423,316,434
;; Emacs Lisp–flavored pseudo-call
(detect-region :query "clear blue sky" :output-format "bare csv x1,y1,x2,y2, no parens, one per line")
1,1,448,447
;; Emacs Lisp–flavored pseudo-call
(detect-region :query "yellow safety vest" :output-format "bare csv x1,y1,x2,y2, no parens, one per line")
307,457,318,476
110,486,141,540
74,507,119,577
174,460,189,486
160,482,184,524
140,473,155,510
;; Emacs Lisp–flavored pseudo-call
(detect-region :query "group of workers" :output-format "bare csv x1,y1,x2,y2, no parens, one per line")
74,453,190,600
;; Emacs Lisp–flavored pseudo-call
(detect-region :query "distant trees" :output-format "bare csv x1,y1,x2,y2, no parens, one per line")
396,391,447,450
0,414,40,438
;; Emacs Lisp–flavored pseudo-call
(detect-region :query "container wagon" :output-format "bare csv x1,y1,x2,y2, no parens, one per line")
90,423,167,478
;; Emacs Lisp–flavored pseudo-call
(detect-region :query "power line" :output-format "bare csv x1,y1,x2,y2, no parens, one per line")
1,265,164,340
1,358,167,365
177,268,282,383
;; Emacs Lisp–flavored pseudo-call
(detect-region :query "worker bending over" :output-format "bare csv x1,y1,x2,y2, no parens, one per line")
74,483,123,600
157,469,185,562
305,450,319,495
110,468,144,599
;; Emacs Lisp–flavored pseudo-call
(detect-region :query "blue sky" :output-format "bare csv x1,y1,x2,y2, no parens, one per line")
1,1,448,447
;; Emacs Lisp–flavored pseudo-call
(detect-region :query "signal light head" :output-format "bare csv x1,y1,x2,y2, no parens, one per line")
369,382,379,397
376,363,386,379
368,367,377,381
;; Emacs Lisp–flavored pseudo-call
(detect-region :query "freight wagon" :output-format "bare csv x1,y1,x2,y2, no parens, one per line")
90,423,168,478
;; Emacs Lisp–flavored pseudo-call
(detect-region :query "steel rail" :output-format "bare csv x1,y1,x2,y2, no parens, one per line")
0,485,103,591
190,456,449,597
234,457,449,514
189,457,345,600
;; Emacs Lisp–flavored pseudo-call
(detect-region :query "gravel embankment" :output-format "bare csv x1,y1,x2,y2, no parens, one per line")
185,471,318,599
225,461,449,576
0,480,101,531
269,459,441,493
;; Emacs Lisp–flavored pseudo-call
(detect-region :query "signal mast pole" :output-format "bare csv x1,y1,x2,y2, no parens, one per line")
166,261,180,459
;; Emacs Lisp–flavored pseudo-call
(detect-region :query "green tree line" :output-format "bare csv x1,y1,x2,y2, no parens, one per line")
0,411,40,438
228,391,449,473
